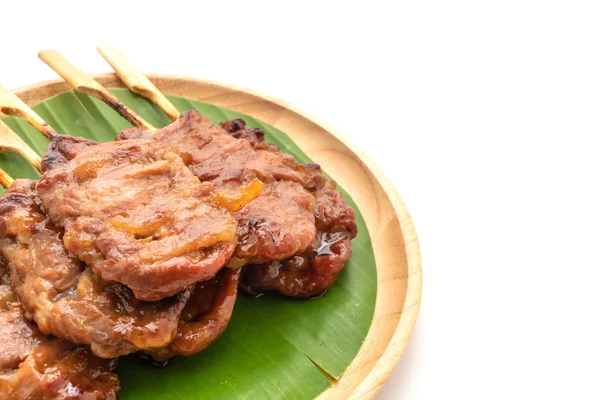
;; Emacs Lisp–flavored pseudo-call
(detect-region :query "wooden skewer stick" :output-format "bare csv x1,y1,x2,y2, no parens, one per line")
97,45,181,121
39,50,155,131
0,120,42,172
0,84,58,140
0,167,14,188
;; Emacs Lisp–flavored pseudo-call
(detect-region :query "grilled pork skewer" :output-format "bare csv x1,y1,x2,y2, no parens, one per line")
0,124,192,356
0,83,260,213
95,47,358,297
0,119,241,360
0,167,120,399
0,84,241,301
42,50,318,273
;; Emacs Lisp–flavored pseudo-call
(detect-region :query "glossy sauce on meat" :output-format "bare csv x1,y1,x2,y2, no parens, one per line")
240,183,357,297
0,250,119,399
118,111,316,266
0,179,191,359
230,181,316,267
37,137,238,301
150,267,241,361
221,119,358,297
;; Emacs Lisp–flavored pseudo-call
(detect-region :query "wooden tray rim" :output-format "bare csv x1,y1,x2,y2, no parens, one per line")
12,74,423,400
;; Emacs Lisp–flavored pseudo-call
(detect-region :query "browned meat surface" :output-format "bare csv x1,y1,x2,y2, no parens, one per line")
240,183,357,297
0,273,40,373
150,267,240,361
119,112,303,191
229,181,315,267
220,118,327,191
118,110,316,265
0,179,191,358
40,134,97,172
0,256,119,399
37,137,238,300
221,121,359,297
220,119,280,152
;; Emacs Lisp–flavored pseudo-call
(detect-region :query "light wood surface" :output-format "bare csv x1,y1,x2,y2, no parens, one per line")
0,119,42,172
97,45,181,121
38,50,155,130
13,74,423,399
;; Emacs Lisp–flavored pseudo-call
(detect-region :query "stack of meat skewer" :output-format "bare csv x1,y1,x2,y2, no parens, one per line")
0,48,358,399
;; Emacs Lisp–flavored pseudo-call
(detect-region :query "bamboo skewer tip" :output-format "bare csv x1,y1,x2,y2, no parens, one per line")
40,50,155,131
0,168,14,189
96,46,180,122
0,83,57,140
0,120,42,173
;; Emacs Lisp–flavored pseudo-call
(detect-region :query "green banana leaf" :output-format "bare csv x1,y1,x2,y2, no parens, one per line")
0,89,377,399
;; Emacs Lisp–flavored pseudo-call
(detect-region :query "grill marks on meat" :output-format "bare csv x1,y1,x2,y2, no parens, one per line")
0,244,119,399
221,120,358,297
37,138,238,301
0,179,191,358
118,110,316,265
150,267,240,361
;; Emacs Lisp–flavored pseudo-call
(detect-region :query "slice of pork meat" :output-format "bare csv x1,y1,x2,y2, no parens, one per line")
37,138,238,301
0,179,190,358
118,110,316,266
150,267,241,361
0,253,119,399
221,119,358,297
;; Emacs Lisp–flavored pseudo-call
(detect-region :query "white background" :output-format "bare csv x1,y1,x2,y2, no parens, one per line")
2,1,599,398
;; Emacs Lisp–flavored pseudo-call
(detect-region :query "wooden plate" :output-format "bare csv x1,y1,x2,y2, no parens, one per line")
14,74,422,399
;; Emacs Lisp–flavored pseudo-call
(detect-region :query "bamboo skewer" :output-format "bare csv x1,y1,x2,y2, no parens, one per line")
0,90,45,181
0,168,14,188
38,50,155,131
0,119,42,172
0,84,58,140
97,46,181,121
0,82,71,144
